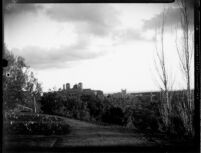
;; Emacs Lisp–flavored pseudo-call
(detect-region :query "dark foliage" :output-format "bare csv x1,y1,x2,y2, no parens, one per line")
101,107,124,125
39,89,193,139
3,45,42,111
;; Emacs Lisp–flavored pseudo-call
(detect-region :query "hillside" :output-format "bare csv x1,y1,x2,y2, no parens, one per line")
4,113,196,153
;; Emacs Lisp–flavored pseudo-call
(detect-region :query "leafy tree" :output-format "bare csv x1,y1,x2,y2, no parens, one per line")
3,45,42,111
40,92,62,114
87,97,103,119
102,107,124,125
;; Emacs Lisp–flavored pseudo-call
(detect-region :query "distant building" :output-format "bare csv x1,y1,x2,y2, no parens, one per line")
130,91,160,102
65,89,82,97
78,82,83,90
66,83,70,90
83,89,94,96
94,90,104,96
63,84,66,90
73,84,78,89
60,83,103,97
121,89,127,95
111,89,127,98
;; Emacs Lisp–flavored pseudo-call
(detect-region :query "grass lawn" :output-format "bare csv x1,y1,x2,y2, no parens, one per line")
3,113,197,153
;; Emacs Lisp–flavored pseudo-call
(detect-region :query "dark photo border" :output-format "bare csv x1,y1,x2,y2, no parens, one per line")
1,0,200,153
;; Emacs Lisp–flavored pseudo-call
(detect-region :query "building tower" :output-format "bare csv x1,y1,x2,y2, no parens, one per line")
66,83,70,90
73,84,78,89
121,89,126,95
78,82,83,90
63,84,66,90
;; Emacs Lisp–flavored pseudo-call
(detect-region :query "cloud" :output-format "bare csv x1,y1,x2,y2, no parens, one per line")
143,7,193,31
112,28,153,43
4,3,120,37
176,0,194,10
45,4,119,36
13,39,106,70
4,3,43,15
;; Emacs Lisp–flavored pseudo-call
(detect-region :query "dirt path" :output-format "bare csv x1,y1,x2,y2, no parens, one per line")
4,116,196,153
4,117,162,149
60,117,152,146
62,117,100,128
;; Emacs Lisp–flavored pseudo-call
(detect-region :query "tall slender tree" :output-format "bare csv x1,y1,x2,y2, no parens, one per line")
176,0,194,136
154,10,174,130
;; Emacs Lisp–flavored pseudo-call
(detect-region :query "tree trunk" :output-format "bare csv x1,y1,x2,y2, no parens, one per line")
33,96,37,113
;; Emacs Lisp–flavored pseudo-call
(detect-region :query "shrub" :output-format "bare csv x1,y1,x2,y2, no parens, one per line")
4,113,71,135
102,107,124,125
168,114,186,138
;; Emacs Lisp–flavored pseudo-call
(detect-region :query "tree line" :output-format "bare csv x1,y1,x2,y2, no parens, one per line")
3,42,194,139
39,89,194,138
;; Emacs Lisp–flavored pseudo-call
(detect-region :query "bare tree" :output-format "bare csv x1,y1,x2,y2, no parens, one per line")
176,0,194,136
154,10,173,130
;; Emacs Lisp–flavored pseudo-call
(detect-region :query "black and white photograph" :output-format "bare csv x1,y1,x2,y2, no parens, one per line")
2,0,199,152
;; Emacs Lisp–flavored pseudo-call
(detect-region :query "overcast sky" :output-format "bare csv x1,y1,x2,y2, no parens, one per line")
4,2,194,93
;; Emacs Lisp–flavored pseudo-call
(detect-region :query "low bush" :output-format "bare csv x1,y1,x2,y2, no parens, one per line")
102,107,124,125
4,113,71,135
167,114,186,138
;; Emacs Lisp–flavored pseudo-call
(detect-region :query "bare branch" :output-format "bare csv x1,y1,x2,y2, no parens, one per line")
175,0,194,136
153,8,175,129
